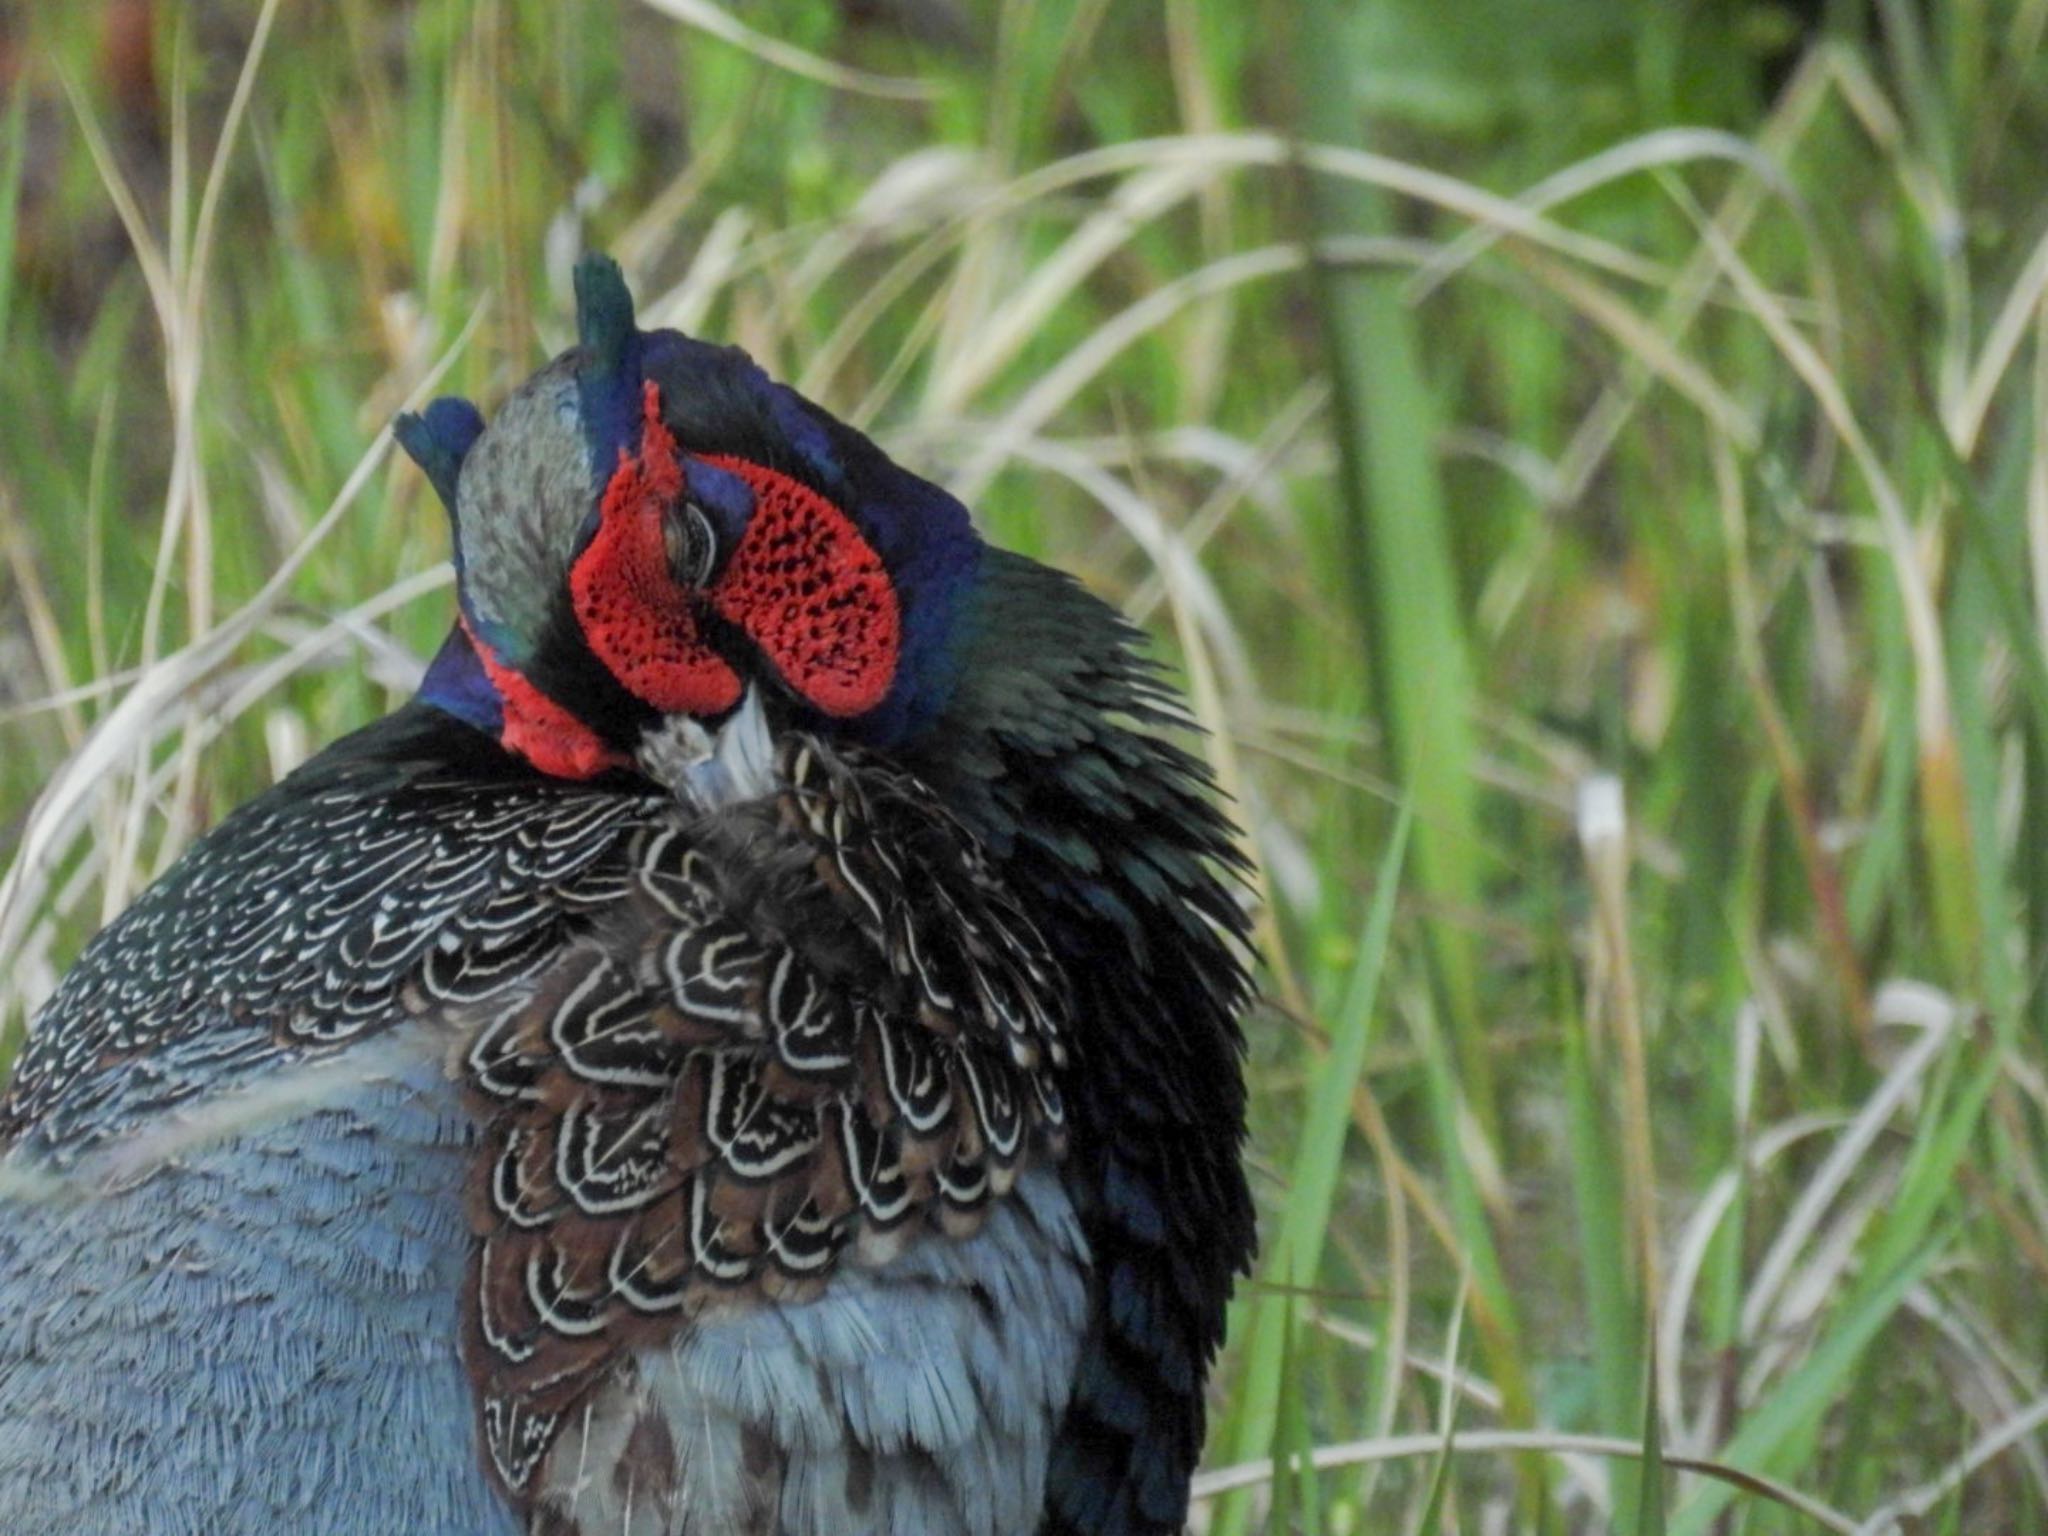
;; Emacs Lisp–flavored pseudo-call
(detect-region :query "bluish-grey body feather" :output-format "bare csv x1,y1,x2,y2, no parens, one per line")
0,1042,517,1536
535,1167,1087,1536
0,1038,1087,1536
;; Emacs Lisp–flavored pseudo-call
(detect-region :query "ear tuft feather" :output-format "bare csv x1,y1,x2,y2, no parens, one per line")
394,396,486,512
572,253,646,480
574,254,637,378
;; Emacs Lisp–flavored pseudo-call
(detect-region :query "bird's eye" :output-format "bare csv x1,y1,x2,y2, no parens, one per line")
663,500,718,587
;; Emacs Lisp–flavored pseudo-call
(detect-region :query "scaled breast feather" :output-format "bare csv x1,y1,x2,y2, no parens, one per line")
408,733,1073,1505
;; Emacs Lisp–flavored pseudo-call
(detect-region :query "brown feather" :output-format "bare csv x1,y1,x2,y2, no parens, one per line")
426,732,1069,1510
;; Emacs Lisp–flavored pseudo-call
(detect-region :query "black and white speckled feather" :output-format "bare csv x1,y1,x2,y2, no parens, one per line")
0,708,651,1164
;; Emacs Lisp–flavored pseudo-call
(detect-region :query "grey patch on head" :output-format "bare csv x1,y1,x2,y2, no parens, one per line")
455,354,596,657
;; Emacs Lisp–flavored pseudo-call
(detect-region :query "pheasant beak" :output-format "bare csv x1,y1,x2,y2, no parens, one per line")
633,686,777,810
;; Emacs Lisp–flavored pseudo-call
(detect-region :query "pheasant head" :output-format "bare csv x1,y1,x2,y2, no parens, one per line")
397,254,980,785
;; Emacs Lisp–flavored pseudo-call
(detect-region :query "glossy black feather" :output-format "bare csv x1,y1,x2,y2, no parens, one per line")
908,551,1255,1536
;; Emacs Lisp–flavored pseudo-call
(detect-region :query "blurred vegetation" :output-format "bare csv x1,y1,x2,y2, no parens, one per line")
5,0,2048,1530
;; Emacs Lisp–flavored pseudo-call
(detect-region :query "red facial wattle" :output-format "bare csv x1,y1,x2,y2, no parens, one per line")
569,382,743,717
465,618,627,781
565,379,901,731
702,453,901,719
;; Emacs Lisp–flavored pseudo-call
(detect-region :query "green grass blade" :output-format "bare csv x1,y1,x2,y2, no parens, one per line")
1213,807,1409,1536
1668,1234,1946,1536
1633,1343,1665,1536
0,79,29,354
1290,0,1496,1141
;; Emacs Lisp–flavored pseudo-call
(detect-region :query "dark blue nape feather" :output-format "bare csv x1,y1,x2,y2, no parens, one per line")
393,398,499,734
418,624,504,736
394,394,499,634
393,396,485,520
573,253,645,484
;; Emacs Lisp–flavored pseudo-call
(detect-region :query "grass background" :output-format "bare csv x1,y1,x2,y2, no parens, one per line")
3,0,2047,1530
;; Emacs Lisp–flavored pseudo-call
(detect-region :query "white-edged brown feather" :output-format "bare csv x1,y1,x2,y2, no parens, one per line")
423,733,1070,1514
